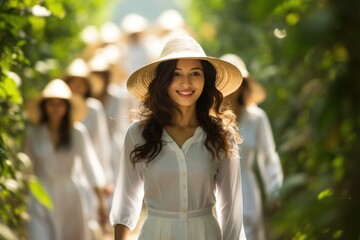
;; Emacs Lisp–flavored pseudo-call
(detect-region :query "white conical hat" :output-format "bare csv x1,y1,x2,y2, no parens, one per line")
121,13,148,35
25,79,87,123
66,58,90,78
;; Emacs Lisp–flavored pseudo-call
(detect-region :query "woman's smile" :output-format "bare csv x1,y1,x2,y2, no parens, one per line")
167,59,205,107
176,89,195,98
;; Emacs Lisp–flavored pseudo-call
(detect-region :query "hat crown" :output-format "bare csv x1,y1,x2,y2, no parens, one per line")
100,22,121,43
220,53,249,78
159,35,206,60
42,79,72,99
156,9,185,31
67,58,89,77
121,13,148,34
88,53,110,72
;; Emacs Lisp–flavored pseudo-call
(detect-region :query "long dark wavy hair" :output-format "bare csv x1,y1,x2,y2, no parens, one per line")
130,59,240,166
39,98,72,150
236,77,250,107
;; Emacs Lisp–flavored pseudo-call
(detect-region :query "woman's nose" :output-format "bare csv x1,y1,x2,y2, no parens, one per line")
180,75,192,86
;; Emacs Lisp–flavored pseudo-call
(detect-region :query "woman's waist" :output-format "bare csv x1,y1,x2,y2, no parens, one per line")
147,206,214,219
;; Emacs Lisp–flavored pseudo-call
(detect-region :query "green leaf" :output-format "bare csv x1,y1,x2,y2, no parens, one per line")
0,74,22,104
45,0,65,19
28,177,53,209
317,188,334,200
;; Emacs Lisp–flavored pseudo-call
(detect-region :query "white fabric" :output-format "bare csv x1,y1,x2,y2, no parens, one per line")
73,97,111,239
122,41,153,75
238,104,283,240
110,121,246,239
24,123,106,240
104,84,131,185
83,97,112,182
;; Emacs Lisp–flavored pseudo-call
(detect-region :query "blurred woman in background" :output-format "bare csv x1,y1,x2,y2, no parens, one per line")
221,54,283,240
65,58,113,238
24,79,106,240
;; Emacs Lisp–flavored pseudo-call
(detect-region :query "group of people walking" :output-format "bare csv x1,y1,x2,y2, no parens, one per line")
22,9,283,240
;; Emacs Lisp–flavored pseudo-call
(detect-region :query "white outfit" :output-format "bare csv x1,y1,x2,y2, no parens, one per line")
104,84,131,184
111,82,139,123
238,105,283,240
24,123,106,240
74,97,112,239
110,121,247,240
122,41,153,75
82,97,112,181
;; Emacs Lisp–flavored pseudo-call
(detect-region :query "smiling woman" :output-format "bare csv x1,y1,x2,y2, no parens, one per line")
167,59,205,108
109,35,247,240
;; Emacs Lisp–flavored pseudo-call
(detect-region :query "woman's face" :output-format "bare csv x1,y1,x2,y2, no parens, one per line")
88,72,105,97
44,98,68,122
167,59,205,109
67,77,88,97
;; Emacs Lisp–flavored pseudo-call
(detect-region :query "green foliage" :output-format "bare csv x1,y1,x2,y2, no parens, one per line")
28,177,53,209
187,0,360,239
0,0,113,238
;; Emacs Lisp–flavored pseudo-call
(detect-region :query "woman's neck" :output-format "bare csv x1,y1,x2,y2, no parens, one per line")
46,121,61,147
169,106,198,128
47,120,60,132
165,106,199,148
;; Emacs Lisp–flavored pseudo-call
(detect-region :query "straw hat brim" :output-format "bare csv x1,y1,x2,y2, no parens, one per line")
127,56,243,101
245,77,266,105
25,94,87,124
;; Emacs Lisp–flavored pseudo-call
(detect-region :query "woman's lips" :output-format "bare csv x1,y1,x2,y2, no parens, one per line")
177,90,195,98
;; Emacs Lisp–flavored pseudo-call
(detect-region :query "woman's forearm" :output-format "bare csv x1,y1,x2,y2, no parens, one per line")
115,224,130,240
93,187,107,227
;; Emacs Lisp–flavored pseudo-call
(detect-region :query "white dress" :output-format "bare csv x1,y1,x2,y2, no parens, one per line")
238,105,283,240
82,97,112,181
110,121,247,240
24,123,106,240
104,84,131,184
73,97,112,238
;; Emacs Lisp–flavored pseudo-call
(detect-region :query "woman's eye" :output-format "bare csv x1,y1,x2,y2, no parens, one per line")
191,71,201,76
173,72,181,77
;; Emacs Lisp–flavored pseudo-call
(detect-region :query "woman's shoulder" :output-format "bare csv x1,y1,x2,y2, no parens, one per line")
125,120,145,143
245,104,268,119
127,120,143,133
86,97,103,111
72,121,88,135
26,123,43,135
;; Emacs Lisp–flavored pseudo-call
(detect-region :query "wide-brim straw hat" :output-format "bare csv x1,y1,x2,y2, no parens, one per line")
25,79,87,124
220,53,266,105
127,35,243,100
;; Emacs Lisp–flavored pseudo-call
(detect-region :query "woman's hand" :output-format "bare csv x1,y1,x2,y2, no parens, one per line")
103,183,114,196
94,186,108,229
98,201,108,228
115,224,130,240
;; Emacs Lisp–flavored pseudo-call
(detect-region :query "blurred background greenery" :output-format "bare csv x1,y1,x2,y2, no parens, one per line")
0,0,359,239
